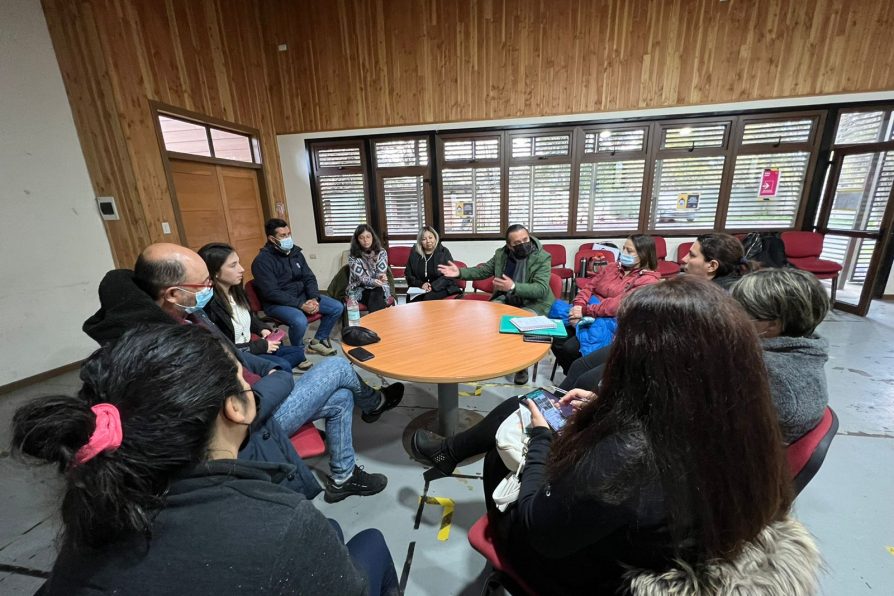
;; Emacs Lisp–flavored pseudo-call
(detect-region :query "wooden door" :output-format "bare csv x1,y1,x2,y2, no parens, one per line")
171,160,266,280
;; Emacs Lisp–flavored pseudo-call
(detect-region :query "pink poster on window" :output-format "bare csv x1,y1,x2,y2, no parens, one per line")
760,168,780,198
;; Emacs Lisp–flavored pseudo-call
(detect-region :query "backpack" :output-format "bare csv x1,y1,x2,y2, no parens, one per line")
742,232,789,268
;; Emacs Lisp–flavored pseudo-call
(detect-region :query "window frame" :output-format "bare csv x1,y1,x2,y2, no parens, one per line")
436,131,506,239
307,139,373,243
371,135,434,241
305,106,859,243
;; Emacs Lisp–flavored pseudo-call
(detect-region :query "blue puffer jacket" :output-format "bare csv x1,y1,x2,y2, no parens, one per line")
251,244,321,310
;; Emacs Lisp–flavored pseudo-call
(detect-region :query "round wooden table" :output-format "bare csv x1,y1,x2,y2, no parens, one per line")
342,299,551,436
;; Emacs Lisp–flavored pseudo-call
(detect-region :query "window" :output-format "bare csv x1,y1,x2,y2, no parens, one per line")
306,108,830,241
157,114,260,164
576,126,647,233
834,111,891,144
439,135,502,235
374,137,431,239
310,143,369,239
507,131,573,233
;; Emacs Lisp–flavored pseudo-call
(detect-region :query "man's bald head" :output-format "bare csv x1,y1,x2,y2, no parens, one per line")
134,243,210,306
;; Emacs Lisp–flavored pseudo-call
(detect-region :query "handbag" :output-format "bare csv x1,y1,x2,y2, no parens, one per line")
492,445,527,512
495,404,531,470
492,405,532,511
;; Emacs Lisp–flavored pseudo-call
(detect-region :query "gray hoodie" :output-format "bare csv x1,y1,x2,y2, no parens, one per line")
761,334,829,443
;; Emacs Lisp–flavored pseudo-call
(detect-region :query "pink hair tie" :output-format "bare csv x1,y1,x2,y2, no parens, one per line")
74,403,123,465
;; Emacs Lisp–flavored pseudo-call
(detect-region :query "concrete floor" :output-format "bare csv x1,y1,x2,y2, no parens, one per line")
1,301,893,595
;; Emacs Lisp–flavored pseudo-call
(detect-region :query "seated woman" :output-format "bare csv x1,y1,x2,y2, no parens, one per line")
731,268,830,443
199,242,312,373
552,234,660,374
347,224,392,312
415,277,814,594
13,325,399,595
681,233,755,290
405,225,461,301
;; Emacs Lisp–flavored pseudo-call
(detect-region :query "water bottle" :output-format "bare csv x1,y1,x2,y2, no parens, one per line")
346,296,361,326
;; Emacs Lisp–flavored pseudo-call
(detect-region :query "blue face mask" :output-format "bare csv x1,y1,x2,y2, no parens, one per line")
276,236,294,252
619,253,638,268
176,286,214,314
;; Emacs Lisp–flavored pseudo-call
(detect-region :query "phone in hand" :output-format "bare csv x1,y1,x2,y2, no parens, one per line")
348,347,375,362
523,334,552,344
266,329,286,343
517,388,574,431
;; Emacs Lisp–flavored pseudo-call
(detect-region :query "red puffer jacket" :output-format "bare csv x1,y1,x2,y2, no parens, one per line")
573,264,661,317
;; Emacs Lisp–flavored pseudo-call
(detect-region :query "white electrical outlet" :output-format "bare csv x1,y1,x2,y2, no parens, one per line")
162,222,171,234
308,253,317,259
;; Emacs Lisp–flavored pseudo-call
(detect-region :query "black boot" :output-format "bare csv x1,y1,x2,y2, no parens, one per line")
411,429,458,481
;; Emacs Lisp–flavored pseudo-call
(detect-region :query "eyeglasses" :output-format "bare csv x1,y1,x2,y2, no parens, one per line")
177,282,213,289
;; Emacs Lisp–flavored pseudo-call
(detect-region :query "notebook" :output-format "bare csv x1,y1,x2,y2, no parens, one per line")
509,316,555,332
498,315,568,338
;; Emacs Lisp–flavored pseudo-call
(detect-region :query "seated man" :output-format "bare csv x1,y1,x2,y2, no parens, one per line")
84,243,403,502
439,224,555,385
252,218,344,356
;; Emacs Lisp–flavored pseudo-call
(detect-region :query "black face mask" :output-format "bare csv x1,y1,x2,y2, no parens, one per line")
511,241,534,259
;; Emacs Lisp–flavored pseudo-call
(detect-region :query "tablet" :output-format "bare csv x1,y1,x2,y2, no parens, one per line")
520,388,574,431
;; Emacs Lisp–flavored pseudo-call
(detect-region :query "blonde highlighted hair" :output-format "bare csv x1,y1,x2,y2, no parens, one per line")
414,225,440,257
731,268,829,337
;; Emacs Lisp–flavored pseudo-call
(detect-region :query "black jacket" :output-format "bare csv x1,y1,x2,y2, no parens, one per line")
37,460,366,595
404,244,459,293
251,244,321,310
83,270,322,499
496,429,676,595
203,293,273,355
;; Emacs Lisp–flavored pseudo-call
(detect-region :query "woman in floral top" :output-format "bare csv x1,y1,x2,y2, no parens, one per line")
347,224,392,312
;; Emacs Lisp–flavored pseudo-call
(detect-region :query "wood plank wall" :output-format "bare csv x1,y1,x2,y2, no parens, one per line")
264,0,894,133
42,0,287,268
41,0,894,268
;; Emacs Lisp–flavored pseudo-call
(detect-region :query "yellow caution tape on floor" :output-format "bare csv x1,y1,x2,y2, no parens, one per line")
458,381,527,397
421,496,454,541
887,545,894,556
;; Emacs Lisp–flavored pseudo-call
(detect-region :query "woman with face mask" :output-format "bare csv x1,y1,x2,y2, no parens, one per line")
405,226,462,301
552,234,661,375
13,325,399,595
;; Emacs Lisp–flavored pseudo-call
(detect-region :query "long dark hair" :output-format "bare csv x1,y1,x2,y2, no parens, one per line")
350,224,383,258
549,276,791,560
628,234,658,271
697,233,756,278
12,325,244,550
198,242,250,315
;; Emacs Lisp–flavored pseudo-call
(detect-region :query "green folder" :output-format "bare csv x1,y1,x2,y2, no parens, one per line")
498,315,568,338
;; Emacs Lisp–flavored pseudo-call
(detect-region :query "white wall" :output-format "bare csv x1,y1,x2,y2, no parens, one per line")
279,91,894,288
0,0,116,385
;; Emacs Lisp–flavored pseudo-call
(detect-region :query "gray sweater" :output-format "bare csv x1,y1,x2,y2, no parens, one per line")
762,334,829,443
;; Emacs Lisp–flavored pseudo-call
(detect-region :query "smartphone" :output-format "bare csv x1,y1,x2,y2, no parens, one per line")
523,334,552,344
266,329,285,343
348,346,375,362
518,388,574,431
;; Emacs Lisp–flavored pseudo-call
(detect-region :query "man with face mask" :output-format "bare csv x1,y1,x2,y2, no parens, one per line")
251,218,344,356
84,243,397,502
439,224,554,384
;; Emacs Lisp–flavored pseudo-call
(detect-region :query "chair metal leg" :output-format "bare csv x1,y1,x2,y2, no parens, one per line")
550,360,558,382
830,274,838,305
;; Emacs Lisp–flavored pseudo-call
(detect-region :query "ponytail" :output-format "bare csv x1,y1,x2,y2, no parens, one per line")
11,325,242,550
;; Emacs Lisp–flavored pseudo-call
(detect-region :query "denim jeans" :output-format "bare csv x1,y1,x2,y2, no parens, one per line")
272,357,380,482
255,344,306,371
266,295,344,346
328,521,400,596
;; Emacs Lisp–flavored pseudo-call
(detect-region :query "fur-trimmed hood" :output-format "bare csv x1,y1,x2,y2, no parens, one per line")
624,517,821,595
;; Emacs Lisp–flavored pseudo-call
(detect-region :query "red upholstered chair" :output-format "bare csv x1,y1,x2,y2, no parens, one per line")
780,232,843,303
468,514,536,595
786,407,838,495
290,422,326,459
463,264,495,301
654,236,681,278
676,241,694,265
245,279,321,327
543,243,574,297
386,245,412,281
